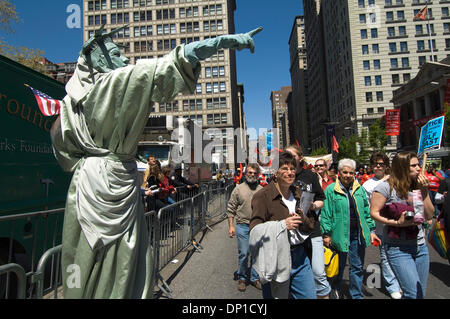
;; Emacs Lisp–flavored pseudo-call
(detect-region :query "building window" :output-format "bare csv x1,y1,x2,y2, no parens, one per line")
361,29,368,39
366,92,373,102
363,60,370,70
360,14,366,24
401,57,409,68
389,42,397,53
214,114,220,125
362,45,369,55
221,113,227,124
392,74,400,84
371,28,378,38
375,75,382,85
400,41,408,52
388,27,395,37
372,44,379,54
373,59,381,69
365,76,372,86
428,39,436,50
416,25,424,35
220,97,227,108
390,58,398,68
418,56,426,66
417,40,425,51
444,23,450,33
386,12,394,22
403,73,410,83
376,91,384,101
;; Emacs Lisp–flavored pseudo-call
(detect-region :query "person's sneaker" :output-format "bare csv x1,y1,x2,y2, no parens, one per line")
237,280,246,292
250,280,262,290
390,291,402,299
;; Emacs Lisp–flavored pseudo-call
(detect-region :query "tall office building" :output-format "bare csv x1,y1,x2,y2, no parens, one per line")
304,0,450,153
83,0,242,169
303,0,330,151
288,15,309,150
270,86,291,150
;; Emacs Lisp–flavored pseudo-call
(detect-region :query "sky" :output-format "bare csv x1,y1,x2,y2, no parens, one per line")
3,0,304,136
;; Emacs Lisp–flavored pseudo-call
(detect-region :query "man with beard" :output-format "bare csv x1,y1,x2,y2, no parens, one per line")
228,163,263,292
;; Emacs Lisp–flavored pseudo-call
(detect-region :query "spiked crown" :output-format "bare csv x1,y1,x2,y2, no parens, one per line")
81,24,129,56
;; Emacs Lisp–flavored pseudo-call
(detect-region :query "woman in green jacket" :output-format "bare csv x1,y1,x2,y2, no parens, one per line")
321,158,379,299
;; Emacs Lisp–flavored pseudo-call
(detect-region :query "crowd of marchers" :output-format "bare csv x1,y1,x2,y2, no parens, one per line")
227,145,450,299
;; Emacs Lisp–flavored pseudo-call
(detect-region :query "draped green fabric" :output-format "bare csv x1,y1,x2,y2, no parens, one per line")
52,45,200,299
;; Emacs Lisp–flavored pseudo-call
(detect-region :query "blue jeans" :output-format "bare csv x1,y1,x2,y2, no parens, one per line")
385,243,429,299
236,223,259,283
378,235,401,295
429,190,440,218
311,236,332,297
262,244,317,299
334,227,365,299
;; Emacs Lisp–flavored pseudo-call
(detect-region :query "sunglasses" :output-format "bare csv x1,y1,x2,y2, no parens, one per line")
314,164,325,168
372,163,386,167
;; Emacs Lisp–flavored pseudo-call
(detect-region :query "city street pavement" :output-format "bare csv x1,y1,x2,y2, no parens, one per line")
157,218,450,299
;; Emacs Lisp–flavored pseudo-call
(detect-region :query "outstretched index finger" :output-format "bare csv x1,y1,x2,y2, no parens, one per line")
247,26,263,37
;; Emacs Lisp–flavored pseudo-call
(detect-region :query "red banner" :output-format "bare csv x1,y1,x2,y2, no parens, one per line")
385,109,401,136
413,111,446,127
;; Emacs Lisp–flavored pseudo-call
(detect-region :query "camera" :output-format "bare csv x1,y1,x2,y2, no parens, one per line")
292,179,312,192
404,211,415,220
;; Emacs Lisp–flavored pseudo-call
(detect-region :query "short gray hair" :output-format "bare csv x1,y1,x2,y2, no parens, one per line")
338,158,356,171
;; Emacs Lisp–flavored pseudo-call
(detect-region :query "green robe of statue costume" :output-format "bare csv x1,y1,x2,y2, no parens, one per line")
51,46,200,299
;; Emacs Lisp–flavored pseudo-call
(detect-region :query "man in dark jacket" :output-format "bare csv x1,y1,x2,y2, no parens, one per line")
171,164,199,198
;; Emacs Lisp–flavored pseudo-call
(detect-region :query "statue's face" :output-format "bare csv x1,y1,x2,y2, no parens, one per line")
90,41,130,73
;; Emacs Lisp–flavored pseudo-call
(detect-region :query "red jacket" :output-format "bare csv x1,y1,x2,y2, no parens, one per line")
425,171,443,192
158,176,175,200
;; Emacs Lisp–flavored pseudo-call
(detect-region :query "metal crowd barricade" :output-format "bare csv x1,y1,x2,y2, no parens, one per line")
0,181,235,299
32,245,62,299
0,263,26,299
149,182,234,299
0,207,65,299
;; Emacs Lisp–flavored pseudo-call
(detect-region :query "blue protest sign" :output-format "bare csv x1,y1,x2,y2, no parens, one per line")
417,116,445,155
266,132,273,152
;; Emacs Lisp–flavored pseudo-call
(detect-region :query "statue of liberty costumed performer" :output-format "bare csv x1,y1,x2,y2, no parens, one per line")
50,24,262,298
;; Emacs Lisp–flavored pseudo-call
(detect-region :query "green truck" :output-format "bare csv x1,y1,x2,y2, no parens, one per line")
0,55,72,297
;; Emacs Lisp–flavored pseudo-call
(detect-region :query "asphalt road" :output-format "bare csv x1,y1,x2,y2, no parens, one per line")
158,218,450,299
